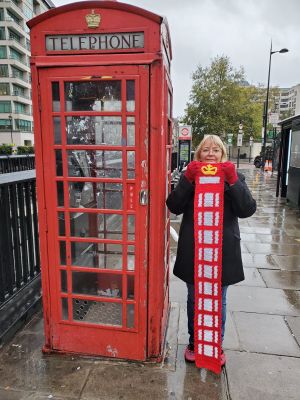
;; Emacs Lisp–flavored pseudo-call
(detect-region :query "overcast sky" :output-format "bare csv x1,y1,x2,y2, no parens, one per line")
52,0,300,117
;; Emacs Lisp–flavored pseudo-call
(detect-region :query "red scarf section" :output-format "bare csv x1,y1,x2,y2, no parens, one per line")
194,162,224,374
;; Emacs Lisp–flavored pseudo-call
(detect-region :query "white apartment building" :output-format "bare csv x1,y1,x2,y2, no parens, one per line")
0,0,54,147
278,84,300,119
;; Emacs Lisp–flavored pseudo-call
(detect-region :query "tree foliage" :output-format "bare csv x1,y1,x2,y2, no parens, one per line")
182,56,276,148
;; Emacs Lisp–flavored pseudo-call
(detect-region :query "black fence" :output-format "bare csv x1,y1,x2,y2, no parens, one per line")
0,155,35,174
0,170,41,344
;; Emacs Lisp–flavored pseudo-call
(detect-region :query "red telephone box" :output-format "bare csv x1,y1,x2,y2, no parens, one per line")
28,1,172,361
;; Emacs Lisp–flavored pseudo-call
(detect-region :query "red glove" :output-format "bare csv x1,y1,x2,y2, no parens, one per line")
222,161,238,185
184,161,200,183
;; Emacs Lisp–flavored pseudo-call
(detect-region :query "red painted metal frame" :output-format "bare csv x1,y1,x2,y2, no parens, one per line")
29,0,172,361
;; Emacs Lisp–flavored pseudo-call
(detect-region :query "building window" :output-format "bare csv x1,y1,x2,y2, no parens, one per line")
7,10,20,25
0,83,10,95
8,29,21,43
11,66,23,79
10,48,23,62
0,65,8,77
0,27,5,40
15,119,32,131
0,46,7,58
0,101,11,112
12,84,24,96
14,101,25,113
0,119,11,130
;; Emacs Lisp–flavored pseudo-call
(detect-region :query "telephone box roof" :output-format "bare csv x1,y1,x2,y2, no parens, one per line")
28,1,163,28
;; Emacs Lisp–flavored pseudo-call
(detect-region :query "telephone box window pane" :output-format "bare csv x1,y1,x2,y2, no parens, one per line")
127,245,135,271
71,242,123,270
127,275,134,299
61,270,67,293
71,242,103,267
58,212,65,236
72,298,122,326
126,304,134,328
65,81,121,112
68,182,123,209
61,298,68,320
59,241,66,265
52,82,60,112
57,181,64,206
67,150,122,178
127,215,135,240
127,151,135,178
53,117,61,144
70,212,123,240
55,150,63,176
127,117,135,146
97,183,123,210
99,244,123,270
72,271,122,298
126,80,135,112
66,116,122,145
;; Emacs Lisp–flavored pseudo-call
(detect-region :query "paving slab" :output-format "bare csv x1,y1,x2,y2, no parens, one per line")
222,311,240,351
227,286,300,316
0,335,90,398
232,312,300,356
245,243,299,255
236,267,266,287
80,363,169,400
285,316,300,346
259,269,300,290
226,350,300,400
0,389,33,400
169,276,187,304
271,255,300,271
241,253,280,269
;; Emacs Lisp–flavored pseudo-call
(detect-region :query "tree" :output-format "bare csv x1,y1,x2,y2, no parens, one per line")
182,56,267,148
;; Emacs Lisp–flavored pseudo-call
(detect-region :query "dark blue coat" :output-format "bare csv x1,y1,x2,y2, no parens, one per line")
166,173,256,286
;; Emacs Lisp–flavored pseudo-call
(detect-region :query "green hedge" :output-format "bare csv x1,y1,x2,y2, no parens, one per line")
0,144,35,155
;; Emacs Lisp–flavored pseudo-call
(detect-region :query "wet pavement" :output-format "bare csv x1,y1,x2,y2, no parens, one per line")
0,166,300,399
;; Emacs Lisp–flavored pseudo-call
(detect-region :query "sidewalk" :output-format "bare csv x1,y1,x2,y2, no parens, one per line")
0,166,299,400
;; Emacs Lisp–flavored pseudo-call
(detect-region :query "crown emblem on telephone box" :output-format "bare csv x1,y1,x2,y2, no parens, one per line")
85,10,101,29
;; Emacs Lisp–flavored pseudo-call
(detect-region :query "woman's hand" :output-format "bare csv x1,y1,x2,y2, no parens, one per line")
222,161,238,185
184,161,200,183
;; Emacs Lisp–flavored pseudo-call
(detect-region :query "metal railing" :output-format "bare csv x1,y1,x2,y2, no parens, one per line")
0,170,41,343
0,155,35,174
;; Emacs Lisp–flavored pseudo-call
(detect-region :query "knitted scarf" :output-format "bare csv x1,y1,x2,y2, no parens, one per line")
194,162,224,374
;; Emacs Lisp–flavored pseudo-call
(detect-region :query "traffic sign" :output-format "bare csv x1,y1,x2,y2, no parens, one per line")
237,133,243,147
178,125,192,140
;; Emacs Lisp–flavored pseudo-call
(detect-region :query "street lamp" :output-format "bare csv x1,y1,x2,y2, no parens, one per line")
262,42,288,169
8,115,13,144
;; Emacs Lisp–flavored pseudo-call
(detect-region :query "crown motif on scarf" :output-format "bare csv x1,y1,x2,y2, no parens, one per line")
201,164,218,175
85,10,101,29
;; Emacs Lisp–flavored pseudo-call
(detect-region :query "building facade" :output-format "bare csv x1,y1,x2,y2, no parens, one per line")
278,84,300,119
0,0,54,147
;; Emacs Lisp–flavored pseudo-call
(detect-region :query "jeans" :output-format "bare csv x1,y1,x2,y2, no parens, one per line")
187,283,229,347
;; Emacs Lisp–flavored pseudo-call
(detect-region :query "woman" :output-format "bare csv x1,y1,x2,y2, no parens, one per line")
166,135,256,366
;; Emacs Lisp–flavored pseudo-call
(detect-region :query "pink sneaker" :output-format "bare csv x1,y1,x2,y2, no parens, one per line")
184,345,195,362
221,350,226,367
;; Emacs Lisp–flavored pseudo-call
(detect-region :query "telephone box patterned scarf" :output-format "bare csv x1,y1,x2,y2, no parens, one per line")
194,162,224,374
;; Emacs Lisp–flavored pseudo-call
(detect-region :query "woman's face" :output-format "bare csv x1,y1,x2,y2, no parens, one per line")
199,139,223,163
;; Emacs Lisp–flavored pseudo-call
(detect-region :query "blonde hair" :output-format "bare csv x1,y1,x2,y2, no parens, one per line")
194,135,227,162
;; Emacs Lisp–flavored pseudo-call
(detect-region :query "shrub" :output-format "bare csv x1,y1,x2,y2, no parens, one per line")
17,146,34,154
0,143,13,155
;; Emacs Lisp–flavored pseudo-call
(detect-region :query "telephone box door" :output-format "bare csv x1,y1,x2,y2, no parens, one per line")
38,65,149,360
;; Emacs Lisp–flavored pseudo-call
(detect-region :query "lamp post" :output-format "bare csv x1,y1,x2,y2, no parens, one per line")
8,115,13,144
262,42,288,169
